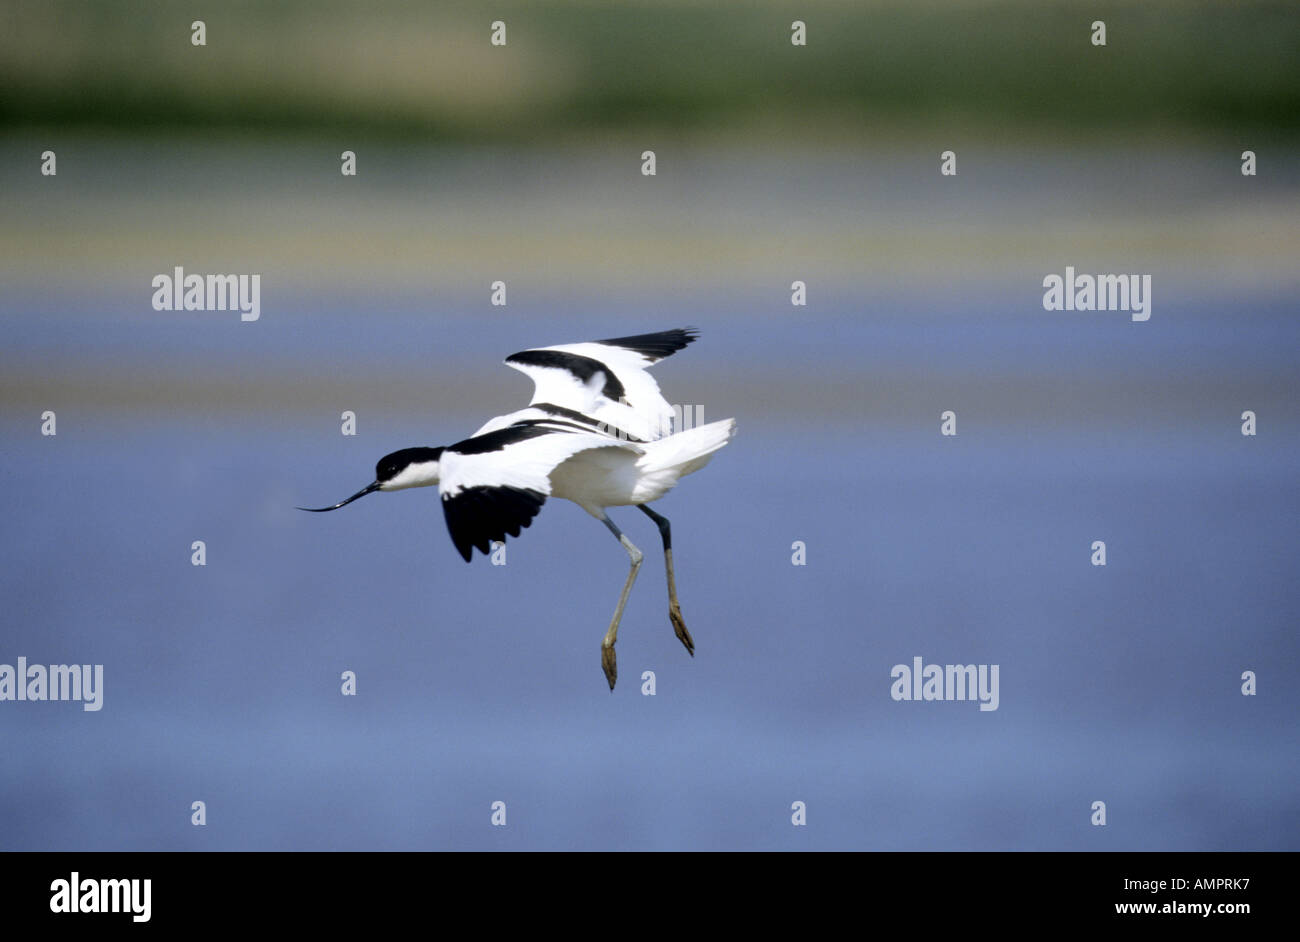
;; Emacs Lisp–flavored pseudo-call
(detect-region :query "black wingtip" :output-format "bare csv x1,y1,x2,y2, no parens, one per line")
443,485,546,564
596,328,699,361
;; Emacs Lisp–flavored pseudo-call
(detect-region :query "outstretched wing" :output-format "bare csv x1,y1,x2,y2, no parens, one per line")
438,425,641,561
503,328,697,442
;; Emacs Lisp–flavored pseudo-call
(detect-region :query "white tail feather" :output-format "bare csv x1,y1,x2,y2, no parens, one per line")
632,418,736,502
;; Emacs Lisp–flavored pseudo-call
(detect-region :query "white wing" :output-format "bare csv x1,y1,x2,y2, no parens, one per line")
502,328,698,442
438,425,641,561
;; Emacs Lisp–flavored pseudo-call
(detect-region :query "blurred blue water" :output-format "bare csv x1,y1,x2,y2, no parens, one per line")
1,289,1298,850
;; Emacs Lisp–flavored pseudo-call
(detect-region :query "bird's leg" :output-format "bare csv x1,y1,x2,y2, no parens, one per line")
599,514,643,691
638,505,694,656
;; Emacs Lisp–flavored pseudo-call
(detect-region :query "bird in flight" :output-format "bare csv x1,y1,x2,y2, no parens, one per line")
300,328,736,690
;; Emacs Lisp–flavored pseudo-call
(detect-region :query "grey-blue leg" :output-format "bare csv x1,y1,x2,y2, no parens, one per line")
638,504,695,656
599,513,643,690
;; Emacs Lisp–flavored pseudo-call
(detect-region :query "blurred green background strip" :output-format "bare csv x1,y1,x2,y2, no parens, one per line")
3,1,1298,141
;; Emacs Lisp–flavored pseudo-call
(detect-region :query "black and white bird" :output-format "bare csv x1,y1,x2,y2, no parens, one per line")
300,328,736,690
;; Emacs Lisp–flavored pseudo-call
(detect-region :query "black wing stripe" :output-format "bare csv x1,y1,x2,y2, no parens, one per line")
504,349,625,402
446,424,556,456
441,485,546,562
517,407,646,443
594,328,697,362
511,418,598,435
532,402,602,425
